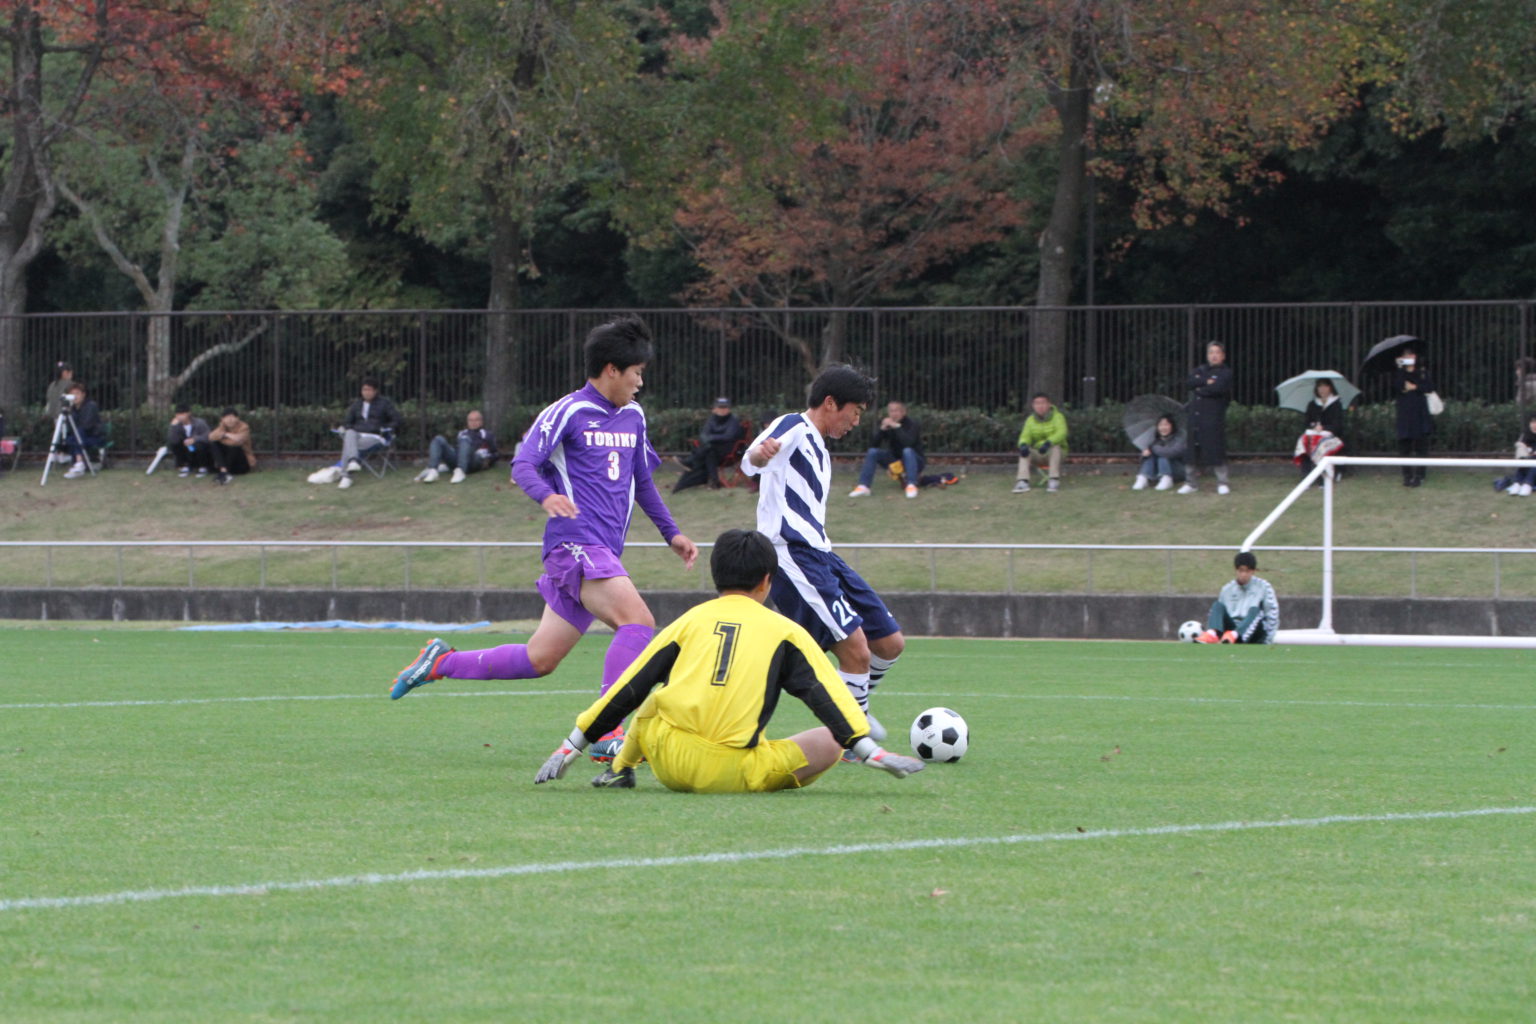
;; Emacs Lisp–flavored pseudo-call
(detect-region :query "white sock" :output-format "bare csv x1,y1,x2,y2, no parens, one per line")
838,670,871,711
869,653,898,691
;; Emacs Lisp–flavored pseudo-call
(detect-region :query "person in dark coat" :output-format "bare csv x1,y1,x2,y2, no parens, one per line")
1393,346,1434,486
1179,341,1232,494
850,400,926,497
673,396,745,492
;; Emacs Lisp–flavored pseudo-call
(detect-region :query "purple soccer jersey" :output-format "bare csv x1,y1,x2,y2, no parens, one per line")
511,382,679,556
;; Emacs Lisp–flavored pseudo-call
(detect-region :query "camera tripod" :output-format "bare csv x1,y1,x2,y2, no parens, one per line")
39,408,97,486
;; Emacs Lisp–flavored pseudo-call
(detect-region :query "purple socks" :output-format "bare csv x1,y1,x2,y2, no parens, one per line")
600,624,655,695
432,624,653,690
436,644,538,681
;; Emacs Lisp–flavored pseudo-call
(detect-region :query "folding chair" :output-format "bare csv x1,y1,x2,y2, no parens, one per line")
720,418,753,488
358,428,397,478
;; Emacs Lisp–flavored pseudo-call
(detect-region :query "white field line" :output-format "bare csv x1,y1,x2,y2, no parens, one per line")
0,689,588,710
901,692,1536,712
6,689,1536,713
3,805,1531,913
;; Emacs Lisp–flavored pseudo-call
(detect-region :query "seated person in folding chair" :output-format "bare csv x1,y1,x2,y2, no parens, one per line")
165,403,213,478
209,406,257,485
61,384,106,479
849,400,924,499
673,396,745,493
416,409,499,484
307,379,400,490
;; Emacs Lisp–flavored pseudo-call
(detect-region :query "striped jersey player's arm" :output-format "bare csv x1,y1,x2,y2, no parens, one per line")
772,633,869,748
576,640,682,742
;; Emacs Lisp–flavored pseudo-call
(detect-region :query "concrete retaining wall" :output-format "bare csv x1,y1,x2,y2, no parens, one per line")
3,588,1533,639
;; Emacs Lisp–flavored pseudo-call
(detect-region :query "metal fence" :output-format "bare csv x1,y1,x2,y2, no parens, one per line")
10,301,1532,451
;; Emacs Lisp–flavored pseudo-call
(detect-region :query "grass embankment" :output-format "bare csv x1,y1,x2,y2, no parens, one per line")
1,457,1531,597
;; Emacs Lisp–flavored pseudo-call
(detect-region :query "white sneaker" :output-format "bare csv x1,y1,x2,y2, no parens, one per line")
417,468,439,483
450,467,466,484
1046,479,1060,493
1507,484,1522,496
1523,484,1533,497
1132,475,1148,491
848,485,872,497
436,463,450,474
1177,483,1197,495
904,483,918,498
1217,484,1231,495
63,463,85,479
345,459,362,473
307,465,342,485
337,474,353,490
1156,475,1174,491
1012,480,1030,493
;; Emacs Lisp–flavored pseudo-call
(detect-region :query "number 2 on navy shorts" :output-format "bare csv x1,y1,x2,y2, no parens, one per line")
770,546,899,649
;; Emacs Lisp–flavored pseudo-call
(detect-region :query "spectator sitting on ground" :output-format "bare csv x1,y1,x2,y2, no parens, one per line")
1494,412,1536,496
673,396,744,493
1133,414,1186,491
209,406,256,485
417,409,499,484
1196,551,1279,645
307,379,400,490
165,403,213,478
60,383,104,479
1014,392,1068,494
849,400,924,499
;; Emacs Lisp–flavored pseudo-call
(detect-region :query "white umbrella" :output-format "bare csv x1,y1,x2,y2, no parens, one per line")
1274,370,1359,413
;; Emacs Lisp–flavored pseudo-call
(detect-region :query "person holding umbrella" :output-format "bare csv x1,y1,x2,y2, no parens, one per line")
1274,372,1357,483
1180,341,1233,495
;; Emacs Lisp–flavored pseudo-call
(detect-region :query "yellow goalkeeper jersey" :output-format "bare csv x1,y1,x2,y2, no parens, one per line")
574,593,870,749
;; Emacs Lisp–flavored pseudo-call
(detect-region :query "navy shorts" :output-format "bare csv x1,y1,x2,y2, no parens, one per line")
769,544,900,650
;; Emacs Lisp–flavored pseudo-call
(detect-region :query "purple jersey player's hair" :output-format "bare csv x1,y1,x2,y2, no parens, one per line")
584,315,654,379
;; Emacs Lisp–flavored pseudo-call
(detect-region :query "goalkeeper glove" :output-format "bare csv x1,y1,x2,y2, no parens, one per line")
849,737,925,779
1036,440,1052,454
1017,444,1032,457
534,729,588,784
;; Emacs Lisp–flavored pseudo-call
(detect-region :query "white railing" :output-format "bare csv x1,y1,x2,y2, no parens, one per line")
1,538,1533,596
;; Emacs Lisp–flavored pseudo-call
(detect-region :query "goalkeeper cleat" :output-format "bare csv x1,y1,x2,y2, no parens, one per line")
592,766,636,789
588,725,625,762
390,638,452,699
1220,630,1238,644
1196,629,1220,644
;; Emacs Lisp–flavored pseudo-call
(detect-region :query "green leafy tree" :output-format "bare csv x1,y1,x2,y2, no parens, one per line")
339,0,648,430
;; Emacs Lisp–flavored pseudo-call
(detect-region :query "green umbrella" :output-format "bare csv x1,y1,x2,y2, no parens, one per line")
1274,370,1359,414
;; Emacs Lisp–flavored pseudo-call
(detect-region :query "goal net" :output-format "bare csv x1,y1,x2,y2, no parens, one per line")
1242,455,1536,648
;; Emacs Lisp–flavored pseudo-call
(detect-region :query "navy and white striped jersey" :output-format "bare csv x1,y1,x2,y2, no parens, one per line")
740,412,832,551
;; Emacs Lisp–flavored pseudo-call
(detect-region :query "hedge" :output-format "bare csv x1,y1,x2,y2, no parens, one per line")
7,399,1530,457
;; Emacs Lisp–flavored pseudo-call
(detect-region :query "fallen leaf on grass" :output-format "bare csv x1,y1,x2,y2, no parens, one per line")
1100,745,1121,762
929,888,949,898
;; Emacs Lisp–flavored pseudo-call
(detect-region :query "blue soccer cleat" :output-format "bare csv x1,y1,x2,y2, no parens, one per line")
390,638,451,700
587,724,626,763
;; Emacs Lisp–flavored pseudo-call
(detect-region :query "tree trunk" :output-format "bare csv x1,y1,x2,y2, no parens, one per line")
0,8,49,414
1031,43,1091,403
819,310,848,370
483,188,521,437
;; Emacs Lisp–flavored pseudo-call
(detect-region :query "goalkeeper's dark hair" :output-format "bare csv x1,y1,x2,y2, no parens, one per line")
1234,551,1257,570
711,529,777,593
808,364,876,410
584,315,654,379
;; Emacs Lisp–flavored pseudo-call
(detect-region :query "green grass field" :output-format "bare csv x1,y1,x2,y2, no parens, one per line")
3,626,1532,1022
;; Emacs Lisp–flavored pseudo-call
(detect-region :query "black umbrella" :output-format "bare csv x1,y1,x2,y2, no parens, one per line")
1359,334,1421,377
1122,394,1184,450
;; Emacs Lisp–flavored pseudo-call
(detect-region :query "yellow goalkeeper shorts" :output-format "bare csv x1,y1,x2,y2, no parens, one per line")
631,714,809,793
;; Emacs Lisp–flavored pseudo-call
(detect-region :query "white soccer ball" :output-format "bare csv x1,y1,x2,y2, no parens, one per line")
910,707,968,763
1178,619,1204,643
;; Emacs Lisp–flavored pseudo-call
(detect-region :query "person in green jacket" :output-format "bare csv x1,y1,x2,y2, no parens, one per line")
1015,393,1068,493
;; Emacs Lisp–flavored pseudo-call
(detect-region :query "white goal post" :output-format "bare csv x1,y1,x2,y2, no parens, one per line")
1241,455,1536,648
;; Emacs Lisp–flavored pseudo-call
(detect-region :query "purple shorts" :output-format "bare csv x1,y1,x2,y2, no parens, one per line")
536,542,629,633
